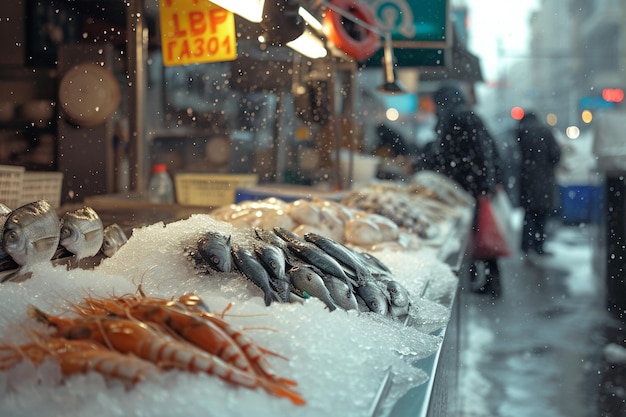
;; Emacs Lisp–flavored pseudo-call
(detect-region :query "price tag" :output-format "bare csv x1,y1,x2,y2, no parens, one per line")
159,0,237,66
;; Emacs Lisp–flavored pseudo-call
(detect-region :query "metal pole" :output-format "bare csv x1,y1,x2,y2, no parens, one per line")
126,0,147,192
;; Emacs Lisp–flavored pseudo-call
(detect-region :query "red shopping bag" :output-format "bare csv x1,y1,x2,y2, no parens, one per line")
473,195,511,259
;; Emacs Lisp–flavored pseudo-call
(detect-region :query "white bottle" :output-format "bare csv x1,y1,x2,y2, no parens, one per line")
148,164,175,204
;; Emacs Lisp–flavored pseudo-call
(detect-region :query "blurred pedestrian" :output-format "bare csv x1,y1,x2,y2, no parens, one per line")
428,85,505,297
517,111,561,257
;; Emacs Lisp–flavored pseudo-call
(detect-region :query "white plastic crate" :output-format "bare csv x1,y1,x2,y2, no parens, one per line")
19,171,63,208
0,165,25,209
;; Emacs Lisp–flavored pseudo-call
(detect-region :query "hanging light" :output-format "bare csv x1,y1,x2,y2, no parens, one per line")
377,33,404,94
286,7,327,58
287,28,328,58
261,0,304,46
209,0,265,23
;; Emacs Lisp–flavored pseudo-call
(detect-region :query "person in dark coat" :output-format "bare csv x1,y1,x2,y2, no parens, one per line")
517,112,561,256
429,85,505,297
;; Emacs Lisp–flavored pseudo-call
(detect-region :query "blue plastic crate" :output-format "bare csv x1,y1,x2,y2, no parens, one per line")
558,185,601,224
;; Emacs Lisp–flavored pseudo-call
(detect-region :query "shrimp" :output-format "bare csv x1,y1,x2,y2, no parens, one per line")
75,292,296,387
29,306,305,405
0,336,162,385
201,310,297,388
75,297,253,374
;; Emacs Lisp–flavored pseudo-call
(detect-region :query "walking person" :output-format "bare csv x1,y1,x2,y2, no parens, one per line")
428,85,505,297
517,111,561,257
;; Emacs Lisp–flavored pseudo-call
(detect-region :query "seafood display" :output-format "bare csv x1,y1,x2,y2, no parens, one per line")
191,225,413,320
0,291,304,405
210,177,470,252
210,197,422,251
0,174,469,416
0,201,128,280
409,170,475,208
0,213,459,417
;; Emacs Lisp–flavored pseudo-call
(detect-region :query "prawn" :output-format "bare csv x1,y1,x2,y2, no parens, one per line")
29,306,305,405
76,292,296,387
75,297,253,374
0,336,162,386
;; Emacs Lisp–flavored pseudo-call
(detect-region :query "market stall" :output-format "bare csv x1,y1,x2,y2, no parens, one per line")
0,173,473,416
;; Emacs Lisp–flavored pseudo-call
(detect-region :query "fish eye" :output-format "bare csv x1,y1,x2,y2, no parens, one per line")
269,260,276,268
210,254,220,265
4,230,18,242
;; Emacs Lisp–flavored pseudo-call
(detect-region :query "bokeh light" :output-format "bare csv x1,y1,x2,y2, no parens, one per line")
510,106,525,120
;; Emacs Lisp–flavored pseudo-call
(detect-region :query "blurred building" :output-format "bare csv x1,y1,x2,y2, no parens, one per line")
529,0,626,132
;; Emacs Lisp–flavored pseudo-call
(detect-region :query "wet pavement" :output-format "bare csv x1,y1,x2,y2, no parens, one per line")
456,218,626,417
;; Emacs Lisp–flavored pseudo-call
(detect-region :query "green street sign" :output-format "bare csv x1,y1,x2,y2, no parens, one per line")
362,0,448,67
364,0,448,46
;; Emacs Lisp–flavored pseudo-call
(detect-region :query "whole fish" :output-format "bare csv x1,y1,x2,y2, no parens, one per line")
273,226,305,244
386,280,411,308
254,227,289,253
59,206,104,261
357,251,392,274
286,239,357,289
304,232,374,284
288,265,337,311
198,231,232,273
254,241,290,303
101,223,128,257
231,244,275,306
0,203,12,261
2,200,60,270
389,301,411,320
357,281,389,315
321,275,358,311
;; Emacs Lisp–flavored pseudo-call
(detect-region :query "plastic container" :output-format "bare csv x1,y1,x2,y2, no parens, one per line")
19,171,63,208
148,164,175,204
174,173,258,207
0,165,25,209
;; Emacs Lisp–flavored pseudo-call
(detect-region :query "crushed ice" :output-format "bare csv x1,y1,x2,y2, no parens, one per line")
0,214,458,417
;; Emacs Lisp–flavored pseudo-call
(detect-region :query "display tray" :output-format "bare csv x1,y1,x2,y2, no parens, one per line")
0,200,470,417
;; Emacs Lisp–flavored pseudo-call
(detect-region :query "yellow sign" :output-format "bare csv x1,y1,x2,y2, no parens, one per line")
159,0,237,66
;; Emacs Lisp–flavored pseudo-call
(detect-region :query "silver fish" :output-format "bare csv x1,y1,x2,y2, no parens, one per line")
273,226,305,244
287,239,357,289
358,251,392,274
60,207,104,261
288,265,337,311
386,280,411,308
389,302,411,319
357,281,389,315
304,232,374,284
231,244,275,306
198,231,232,272
2,200,60,270
254,241,290,303
254,227,289,253
101,223,128,257
0,203,12,262
322,275,358,311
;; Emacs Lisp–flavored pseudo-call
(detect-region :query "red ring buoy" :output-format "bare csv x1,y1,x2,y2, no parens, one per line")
324,0,380,61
